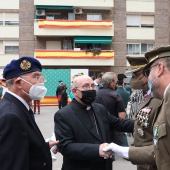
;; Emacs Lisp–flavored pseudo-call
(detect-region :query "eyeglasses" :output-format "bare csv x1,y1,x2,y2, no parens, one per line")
76,83,96,90
144,64,158,77
132,71,144,80
20,74,46,82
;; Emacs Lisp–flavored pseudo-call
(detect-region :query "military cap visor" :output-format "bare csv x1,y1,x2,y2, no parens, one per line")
142,45,170,77
125,67,143,74
126,56,147,73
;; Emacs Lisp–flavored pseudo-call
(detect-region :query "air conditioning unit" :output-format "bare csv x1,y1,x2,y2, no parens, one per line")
36,10,45,16
74,8,83,14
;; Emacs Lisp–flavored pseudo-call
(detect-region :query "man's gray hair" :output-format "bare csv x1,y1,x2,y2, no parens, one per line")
6,78,14,87
102,72,117,87
161,57,170,71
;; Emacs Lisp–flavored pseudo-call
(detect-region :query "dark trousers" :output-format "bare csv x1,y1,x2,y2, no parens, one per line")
58,101,62,109
34,100,40,114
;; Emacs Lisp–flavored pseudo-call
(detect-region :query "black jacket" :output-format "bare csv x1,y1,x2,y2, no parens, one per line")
55,99,134,170
0,92,52,170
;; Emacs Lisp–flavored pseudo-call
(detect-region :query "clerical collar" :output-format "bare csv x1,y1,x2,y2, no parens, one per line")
73,99,92,110
86,106,91,110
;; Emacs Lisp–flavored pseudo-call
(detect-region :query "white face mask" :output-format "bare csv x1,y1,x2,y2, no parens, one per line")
21,78,47,100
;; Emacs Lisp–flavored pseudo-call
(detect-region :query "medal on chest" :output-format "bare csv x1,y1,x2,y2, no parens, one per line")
136,107,152,137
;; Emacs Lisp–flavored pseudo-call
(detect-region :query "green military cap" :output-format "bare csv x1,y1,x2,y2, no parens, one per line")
126,56,147,73
142,45,170,77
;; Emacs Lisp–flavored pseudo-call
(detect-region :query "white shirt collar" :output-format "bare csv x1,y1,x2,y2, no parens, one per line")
164,83,170,98
7,90,29,110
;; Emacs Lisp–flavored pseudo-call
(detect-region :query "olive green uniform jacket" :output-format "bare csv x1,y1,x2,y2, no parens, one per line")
129,93,161,170
153,85,170,170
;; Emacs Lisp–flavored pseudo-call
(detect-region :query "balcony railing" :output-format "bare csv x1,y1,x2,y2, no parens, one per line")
38,20,113,28
35,49,114,59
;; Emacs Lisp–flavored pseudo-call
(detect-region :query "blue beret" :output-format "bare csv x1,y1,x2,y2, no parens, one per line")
3,56,42,80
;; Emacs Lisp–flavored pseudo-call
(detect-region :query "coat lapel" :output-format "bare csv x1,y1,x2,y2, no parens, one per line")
138,93,152,111
92,103,106,142
71,101,103,142
152,99,163,128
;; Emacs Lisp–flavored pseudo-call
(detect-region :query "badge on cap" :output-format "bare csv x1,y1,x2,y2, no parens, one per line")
20,60,31,70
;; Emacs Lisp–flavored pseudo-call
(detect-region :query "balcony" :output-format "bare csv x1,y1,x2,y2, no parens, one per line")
34,20,113,36
127,27,155,40
34,0,114,9
0,25,19,39
35,49,114,66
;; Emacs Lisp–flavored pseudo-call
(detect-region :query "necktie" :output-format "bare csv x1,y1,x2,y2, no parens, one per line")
29,109,35,120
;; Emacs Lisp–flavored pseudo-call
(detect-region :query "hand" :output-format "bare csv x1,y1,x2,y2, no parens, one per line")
49,140,59,154
99,143,113,159
103,143,129,159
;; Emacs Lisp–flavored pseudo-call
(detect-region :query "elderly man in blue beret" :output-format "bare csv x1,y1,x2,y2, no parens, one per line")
0,56,58,170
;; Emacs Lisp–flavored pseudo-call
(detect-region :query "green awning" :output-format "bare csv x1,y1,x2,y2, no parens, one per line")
74,36,112,44
36,5,73,10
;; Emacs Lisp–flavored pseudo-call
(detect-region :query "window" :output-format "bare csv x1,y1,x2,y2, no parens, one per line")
3,41,19,54
87,14,102,20
127,43,154,55
46,13,61,20
127,15,140,27
0,13,19,26
141,44,154,54
127,44,140,55
5,46,19,54
141,16,154,28
127,15,154,28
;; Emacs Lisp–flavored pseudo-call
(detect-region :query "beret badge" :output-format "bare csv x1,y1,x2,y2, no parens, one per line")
20,60,31,70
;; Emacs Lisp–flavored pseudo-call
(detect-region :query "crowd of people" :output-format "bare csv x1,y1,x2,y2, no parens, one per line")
0,45,170,170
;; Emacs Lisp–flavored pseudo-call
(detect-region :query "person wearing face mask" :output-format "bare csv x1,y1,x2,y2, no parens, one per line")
103,56,161,170
54,75,134,170
126,56,151,119
0,56,59,170
95,72,126,143
95,72,126,168
142,45,170,170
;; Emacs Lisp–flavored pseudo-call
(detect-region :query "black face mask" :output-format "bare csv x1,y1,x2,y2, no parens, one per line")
80,90,96,105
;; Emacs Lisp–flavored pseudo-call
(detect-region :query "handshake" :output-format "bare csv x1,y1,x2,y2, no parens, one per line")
100,143,129,159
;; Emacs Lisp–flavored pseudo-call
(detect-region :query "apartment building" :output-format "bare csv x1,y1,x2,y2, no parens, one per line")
0,0,170,97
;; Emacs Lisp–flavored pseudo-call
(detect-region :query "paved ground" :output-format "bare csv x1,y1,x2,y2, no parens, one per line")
36,106,137,170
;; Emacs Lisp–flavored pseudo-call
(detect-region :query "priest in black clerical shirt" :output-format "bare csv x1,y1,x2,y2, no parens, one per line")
54,75,134,170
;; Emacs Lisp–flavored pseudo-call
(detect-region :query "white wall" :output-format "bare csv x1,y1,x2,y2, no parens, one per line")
0,0,19,9
126,0,155,13
0,54,19,67
0,26,19,38
127,27,155,40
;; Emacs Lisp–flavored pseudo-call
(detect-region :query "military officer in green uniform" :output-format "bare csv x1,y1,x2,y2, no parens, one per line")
142,45,170,170
104,56,161,170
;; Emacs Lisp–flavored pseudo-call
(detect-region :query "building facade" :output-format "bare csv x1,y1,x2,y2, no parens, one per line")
0,0,170,76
